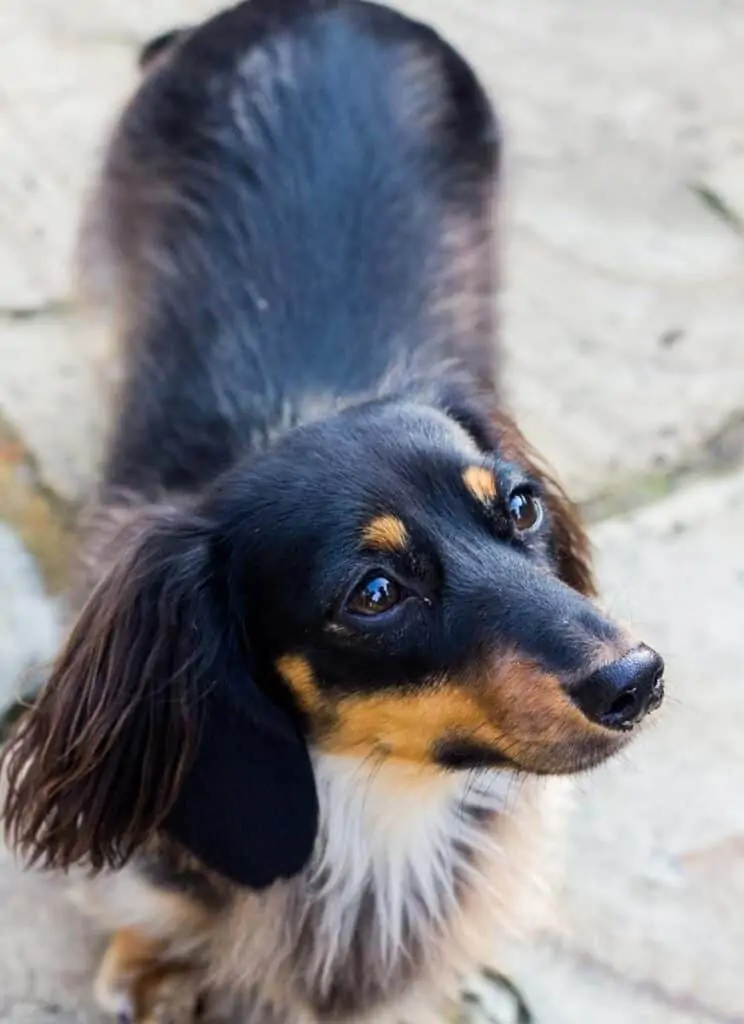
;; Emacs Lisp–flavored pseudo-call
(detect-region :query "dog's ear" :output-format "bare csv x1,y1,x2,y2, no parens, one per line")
1,509,317,889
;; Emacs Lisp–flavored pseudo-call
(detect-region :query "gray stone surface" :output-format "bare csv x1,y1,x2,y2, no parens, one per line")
0,841,102,1024
0,523,60,709
499,941,706,1024
0,315,109,504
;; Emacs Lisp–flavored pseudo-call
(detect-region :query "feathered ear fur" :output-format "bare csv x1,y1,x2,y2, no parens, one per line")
1,508,317,889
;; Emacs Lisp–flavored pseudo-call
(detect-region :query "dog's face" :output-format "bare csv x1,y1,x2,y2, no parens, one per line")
1,398,663,889
214,399,661,776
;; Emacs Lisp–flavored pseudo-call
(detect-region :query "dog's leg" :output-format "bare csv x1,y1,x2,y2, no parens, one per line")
69,856,224,1024
94,927,204,1024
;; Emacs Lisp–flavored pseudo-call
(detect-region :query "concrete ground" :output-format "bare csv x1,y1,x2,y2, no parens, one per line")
1,0,743,1021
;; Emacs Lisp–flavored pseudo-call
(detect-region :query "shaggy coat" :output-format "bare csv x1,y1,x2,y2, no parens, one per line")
1,3,663,1021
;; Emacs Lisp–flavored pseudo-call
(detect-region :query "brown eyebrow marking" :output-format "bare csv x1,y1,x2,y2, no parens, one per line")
463,466,498,505
361,515,409,552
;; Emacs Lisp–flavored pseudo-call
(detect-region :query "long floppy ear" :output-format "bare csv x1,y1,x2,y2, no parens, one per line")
1,509,317,889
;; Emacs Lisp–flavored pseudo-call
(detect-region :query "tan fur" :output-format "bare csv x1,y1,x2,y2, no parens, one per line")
274,654,626,774
69,863,217,1023
462,465,498,505
94,928,195,1022
361,515,409,552
276,654,324,715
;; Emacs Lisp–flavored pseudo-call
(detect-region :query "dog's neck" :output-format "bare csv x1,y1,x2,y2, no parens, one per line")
287,753,514,1018
220,752,554,1021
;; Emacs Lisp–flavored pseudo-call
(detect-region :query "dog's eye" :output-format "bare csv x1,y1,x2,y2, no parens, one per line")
507,489,543,533
346,575,403,616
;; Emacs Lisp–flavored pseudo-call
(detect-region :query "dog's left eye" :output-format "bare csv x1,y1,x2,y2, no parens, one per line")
345,575,403,616
507,489,543,533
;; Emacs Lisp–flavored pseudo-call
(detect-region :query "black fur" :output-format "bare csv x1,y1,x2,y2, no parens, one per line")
2,0,660,898
137,28,187,70
104,0,499,496
84,0,505,885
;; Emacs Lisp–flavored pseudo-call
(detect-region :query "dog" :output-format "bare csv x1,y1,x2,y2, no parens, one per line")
0,2,665,1021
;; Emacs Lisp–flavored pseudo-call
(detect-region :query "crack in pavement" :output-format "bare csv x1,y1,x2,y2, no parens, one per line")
0,300,75,322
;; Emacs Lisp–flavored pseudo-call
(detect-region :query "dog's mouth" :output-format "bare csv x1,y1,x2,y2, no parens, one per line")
429,649,665,777
309,677,643,776
280,648,664,775
432,730,631,776
433,737,517,771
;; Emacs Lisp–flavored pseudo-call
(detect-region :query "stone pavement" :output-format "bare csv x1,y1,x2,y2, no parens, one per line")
1,0,743,1021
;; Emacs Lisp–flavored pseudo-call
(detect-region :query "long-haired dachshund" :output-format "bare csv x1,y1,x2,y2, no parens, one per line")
0,2,665,1021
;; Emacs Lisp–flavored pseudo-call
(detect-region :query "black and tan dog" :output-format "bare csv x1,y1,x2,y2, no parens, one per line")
1,2,664,1021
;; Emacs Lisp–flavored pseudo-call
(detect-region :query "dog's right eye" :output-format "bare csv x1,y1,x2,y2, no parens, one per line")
345,574,403,616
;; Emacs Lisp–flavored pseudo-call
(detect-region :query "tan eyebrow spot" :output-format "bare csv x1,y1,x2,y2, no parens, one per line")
361,515,409,552
463,466,497,504
276,654,322,715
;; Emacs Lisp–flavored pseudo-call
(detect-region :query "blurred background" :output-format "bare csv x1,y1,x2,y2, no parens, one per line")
0,1,742,1022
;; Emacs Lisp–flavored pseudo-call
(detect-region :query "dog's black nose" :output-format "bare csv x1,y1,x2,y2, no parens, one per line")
572,645,665,731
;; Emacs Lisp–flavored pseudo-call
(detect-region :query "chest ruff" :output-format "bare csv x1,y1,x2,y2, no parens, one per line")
204,755,569,1021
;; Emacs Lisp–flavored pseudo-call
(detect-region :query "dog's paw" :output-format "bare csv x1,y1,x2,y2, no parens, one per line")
94,929,205,1024
96,963,204,1024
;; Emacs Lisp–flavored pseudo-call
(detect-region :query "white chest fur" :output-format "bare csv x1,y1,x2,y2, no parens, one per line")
306,754,513,987
218,755,569,1022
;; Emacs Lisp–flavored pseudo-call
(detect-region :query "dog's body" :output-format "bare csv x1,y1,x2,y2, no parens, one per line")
1,3,664,1022
73,753,565,1023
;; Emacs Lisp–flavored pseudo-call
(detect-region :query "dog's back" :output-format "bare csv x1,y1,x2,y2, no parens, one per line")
1,5,669,1023
87,0,499,496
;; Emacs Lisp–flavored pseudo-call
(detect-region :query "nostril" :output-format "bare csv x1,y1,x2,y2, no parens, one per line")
571,645,665,731
607,686,639,721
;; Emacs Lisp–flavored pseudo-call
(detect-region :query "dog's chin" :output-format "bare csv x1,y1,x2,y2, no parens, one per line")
433,731,633,776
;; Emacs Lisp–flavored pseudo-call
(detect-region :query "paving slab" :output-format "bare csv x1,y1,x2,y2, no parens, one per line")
498,939,707,1024
0,315,110,505
0,523,60,711
1,0,743,503
0,5,132,311
0,841,102,1024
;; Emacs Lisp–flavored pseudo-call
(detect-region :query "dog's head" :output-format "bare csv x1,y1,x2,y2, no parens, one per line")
1,394,663,889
